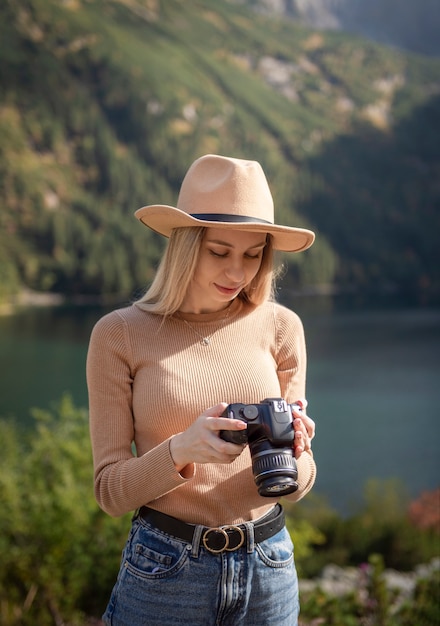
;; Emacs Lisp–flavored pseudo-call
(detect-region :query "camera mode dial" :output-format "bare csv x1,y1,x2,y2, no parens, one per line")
241,405,259,421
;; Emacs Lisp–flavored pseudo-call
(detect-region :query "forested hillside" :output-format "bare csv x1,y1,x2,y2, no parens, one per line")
1,0,439,303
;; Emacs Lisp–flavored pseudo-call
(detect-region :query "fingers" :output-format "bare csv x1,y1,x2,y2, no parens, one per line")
201,403,244,431
205,414,247,459
170,405,247,470
292,404,315,439
201,402,228,417
206,416,247,435
301,414,316,440
293,427,307,459
202,403,247,437
292,404,316,459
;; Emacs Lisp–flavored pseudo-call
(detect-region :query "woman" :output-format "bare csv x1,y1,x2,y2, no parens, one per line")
87,154,317,626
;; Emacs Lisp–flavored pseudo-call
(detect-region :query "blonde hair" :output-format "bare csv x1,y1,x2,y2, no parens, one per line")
136,227,277,315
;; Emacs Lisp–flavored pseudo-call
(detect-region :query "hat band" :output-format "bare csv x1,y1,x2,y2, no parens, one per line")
190,213,272,225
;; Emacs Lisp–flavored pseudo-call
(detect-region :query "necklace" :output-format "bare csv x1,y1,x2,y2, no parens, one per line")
177,305,232,346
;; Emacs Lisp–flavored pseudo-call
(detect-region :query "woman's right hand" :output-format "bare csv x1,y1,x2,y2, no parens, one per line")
169,403,247,474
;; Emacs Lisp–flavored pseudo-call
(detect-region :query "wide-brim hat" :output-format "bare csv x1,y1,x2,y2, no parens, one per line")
135,154,315,252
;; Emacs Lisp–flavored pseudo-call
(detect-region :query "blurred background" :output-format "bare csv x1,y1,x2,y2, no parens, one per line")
0,1,439,624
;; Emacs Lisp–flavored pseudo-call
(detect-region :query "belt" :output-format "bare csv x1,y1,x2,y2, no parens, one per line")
138,503,285,554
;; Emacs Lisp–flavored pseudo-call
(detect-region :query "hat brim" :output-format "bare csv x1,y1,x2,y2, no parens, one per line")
135,205,315,253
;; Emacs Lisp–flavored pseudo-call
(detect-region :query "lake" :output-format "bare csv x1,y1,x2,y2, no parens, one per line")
1,295,439,515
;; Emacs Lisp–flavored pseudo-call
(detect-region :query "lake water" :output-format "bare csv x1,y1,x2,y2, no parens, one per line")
1,295,439,515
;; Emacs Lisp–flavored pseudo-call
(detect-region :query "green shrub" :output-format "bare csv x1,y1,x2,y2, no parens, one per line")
0,396,131,625
299,587,362,626
299,554,440,626
396,568,440,626
292,479,439,578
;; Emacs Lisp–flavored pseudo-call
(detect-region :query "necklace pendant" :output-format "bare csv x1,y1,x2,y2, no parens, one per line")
201,337,210,346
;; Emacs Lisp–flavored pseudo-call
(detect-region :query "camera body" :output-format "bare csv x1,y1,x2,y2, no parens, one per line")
220,398,301,497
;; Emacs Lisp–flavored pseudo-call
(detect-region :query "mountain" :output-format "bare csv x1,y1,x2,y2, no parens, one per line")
1,0,439,303
245,0,440,57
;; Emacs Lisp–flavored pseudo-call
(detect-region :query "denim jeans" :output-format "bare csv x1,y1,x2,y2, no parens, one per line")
103,513,299,626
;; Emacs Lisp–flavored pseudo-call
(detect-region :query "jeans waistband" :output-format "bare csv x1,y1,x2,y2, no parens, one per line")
137,503,285,554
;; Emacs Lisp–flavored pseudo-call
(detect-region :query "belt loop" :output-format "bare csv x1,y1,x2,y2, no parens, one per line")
132,508,140,522
243,521,255,554
191,524,204,558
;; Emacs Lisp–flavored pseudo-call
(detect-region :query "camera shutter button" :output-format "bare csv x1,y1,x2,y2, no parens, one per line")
242,406,259,421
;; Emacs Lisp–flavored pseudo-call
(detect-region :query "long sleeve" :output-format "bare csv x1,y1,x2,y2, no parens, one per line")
274,306,317,503
87,311,191,517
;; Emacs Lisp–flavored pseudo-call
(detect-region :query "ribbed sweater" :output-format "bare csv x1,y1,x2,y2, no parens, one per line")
86,298,316,525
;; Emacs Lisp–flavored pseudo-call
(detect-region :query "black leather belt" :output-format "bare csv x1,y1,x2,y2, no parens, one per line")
138,503,285,554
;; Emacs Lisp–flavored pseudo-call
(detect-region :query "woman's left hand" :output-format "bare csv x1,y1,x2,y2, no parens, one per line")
292,400,315,459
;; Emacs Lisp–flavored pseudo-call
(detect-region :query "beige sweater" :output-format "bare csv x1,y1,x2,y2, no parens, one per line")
87,298,316,525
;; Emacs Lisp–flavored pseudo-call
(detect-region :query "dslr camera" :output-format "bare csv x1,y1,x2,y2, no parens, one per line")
220,398,302,497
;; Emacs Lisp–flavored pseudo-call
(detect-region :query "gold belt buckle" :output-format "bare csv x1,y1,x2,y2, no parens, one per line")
202,525,245,554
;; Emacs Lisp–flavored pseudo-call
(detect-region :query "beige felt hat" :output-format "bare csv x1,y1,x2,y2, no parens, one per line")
135,154,315,252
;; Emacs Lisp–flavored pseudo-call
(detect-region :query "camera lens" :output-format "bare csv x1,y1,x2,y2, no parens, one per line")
250,440,298,497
